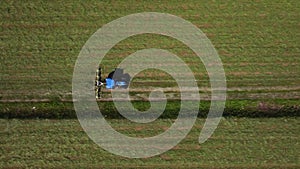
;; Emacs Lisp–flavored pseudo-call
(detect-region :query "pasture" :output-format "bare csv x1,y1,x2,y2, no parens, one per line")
0,0,299,168
1,0,299,102
1,118,299,168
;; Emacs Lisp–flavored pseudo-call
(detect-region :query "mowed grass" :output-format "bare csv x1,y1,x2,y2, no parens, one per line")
0,0,299,101
0,1,299,168
0,118,299,168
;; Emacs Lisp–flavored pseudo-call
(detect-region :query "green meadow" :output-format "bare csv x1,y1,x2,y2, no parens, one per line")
0,1,299,168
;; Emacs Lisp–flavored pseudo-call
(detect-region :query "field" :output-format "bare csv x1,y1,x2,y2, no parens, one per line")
1,118,299,168
0,0,299,168
1,0,299,102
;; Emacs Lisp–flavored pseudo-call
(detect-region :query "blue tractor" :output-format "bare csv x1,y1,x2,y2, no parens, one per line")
95,67,131,98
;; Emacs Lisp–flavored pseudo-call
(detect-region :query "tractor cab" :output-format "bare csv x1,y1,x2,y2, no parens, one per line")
106,68,130,89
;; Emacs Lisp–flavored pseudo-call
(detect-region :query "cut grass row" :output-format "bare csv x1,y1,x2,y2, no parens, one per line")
0,99,299,119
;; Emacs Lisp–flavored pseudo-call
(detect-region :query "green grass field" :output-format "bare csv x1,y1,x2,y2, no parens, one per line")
0,0,299,101
0,0,299,168
1,118,299,168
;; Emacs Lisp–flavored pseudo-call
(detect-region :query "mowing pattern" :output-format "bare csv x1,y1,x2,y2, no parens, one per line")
0,1,299,101
0,118,299,168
